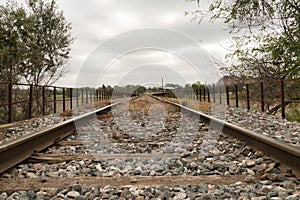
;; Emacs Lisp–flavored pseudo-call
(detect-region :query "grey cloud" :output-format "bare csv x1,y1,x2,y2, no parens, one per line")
0,0,230,87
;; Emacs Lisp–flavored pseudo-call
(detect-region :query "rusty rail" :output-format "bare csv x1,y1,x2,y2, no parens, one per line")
0,100,125,174
151,95,300,179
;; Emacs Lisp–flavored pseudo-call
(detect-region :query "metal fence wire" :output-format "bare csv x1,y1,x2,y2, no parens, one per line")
0,82,112,124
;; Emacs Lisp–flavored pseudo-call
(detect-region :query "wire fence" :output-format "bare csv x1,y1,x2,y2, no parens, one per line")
0,82,113,124
156,78,300,120
1,78,299,124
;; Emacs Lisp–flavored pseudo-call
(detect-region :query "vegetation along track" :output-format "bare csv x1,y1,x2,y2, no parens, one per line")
0,95,299,199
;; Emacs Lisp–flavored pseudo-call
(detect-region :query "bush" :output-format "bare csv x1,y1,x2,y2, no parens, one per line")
286,109,300,122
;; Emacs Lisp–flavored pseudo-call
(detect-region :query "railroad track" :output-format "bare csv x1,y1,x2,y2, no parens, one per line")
0,95,299,199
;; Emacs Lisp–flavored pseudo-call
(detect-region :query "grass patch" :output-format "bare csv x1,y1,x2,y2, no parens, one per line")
286,109,300,122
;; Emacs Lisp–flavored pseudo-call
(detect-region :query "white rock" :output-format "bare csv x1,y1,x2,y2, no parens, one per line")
66,191,80,198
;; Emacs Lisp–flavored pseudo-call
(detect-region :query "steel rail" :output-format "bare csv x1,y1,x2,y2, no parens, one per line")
0,98,130,174
1,95,299,179
151,95,300,179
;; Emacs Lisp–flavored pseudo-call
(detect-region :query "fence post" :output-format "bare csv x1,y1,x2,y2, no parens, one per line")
81,89,84,105
226,86,230,106
246,84,250,110
28,85,33,119
62,88,66,111
207,87,210,103
213,85,216,103
96,89,99,101
280,80,285,119
235,84,238,107
70,88,73,110
8,83,13,123
260,82,264,112
199,88,202,102
219,86,222,104
90,89,92,102
86,89,88,104
53,87,57,113
42,86,46,116
76,88,79,107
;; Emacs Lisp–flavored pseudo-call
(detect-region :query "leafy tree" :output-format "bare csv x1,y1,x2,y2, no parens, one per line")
0,0,73,85
0,0,73,115
191,81,205,91
135,86,146,94
189,0,300,80
0,1,31,83
24,0,74,86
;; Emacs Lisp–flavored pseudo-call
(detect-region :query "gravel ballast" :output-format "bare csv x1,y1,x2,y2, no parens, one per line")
0,96,299,199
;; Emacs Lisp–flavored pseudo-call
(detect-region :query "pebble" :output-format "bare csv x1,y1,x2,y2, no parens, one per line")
208,106,300,148
1,97,299,199
66,191,80,198
0,107,96,144
0,193,7,200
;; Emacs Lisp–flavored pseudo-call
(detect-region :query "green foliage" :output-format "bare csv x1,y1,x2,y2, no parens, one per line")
24,0,74,85
113,85,147,95
0,1,32,82
190,0,300,81
0,0,74,85
135,86,146,94
286,109,300,122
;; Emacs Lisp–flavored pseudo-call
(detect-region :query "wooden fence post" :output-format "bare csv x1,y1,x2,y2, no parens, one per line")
235,84,238,107
226,86,230,106
219,86,222,104
260,82,264,112
70,88,73,110
96,89,99,101
53,87,57,113
76,88,79,107
8,83,12,123
207,87,210,103
246,84,250,110
28,85,33,119
90,89,92,102
280,80,285,119
42,86,46,116
199,89,202,102
213,85,216,103
63,88,66,111
81,89,84,105
86,89,88,104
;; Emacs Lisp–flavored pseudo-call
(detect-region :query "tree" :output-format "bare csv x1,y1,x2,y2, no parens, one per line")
24,0,74,86
0,1,31,83
0,0,73,115
135,86,146,94
190,0,300,80
0,0,73,85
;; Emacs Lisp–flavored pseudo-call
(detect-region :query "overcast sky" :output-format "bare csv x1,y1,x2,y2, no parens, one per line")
1,0,231,87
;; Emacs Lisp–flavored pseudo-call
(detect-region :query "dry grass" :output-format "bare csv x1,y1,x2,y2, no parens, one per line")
128,96,178,112
94,100,112,108
59,110,73,117
161,97,212,112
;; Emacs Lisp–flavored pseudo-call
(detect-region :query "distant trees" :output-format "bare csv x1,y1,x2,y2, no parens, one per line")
0,0,73,85
112,85,147,95
189,0,300,81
